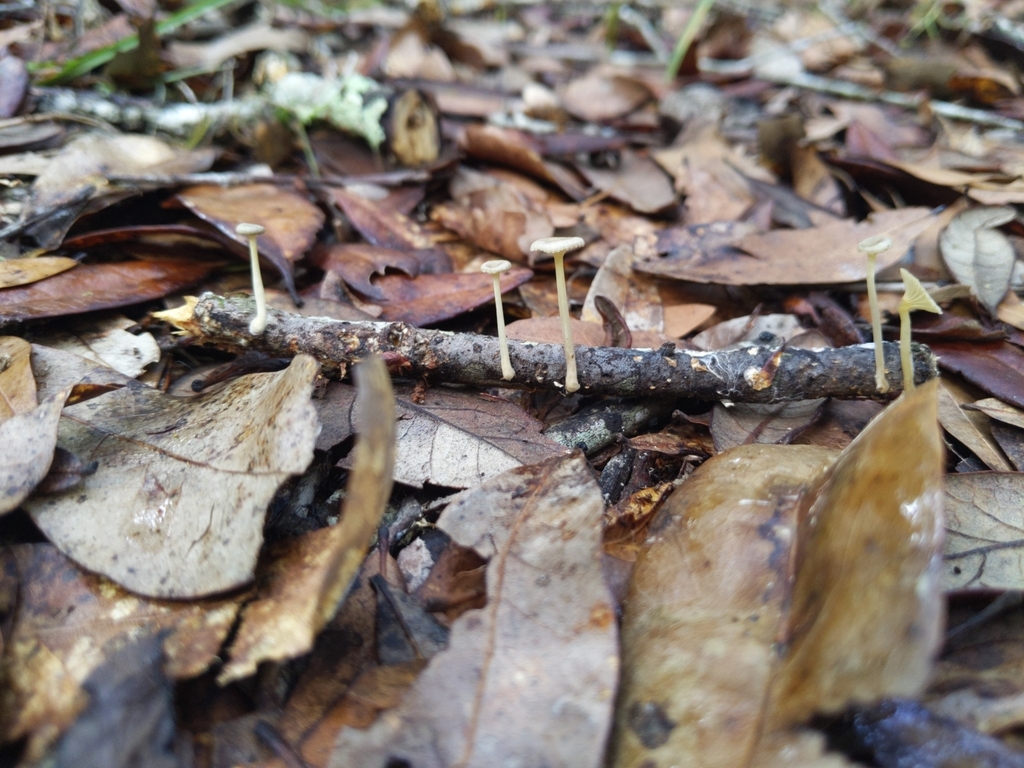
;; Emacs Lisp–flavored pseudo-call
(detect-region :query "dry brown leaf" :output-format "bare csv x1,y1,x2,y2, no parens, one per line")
0,256,78,289
0,259,216,322
329,186,436,251
167,21,308,70
768,380,946,727
944,472,1024,591
0,335,36,419
431,167,554,263
371,267,533,326
582,244,663,333
937,380,1013,471
22,355,320,598
560,70,652,123
653,123,772,225
966,397,1024,430
0,543,242,761
218,357,395,684
330,452,618,768
178,183,325,299
710,398,826,451
939,205,1017,314
317,381,567,488
0,387,68,515
25,133,215,247
574,150,675,215
727,207,937,285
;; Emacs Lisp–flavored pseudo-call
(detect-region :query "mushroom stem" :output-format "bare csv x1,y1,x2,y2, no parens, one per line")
481,260,515,380
898,268,942,393
531,236,585,394
552,252,579,393
858,235,892,394
237,223,267,336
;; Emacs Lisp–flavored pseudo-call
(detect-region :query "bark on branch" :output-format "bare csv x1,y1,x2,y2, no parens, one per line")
176,293,939,402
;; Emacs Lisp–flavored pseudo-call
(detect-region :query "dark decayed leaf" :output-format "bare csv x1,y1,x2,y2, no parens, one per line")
931,341,1024,410
51,634,179,768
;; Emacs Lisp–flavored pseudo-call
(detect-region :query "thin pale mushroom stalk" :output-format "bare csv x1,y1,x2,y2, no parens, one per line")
529,236,586,394
858,234,892,394
898,268,942,392
237,222,267,335
481,259,515,381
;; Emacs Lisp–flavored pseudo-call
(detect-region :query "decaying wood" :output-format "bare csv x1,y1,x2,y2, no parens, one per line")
177,293,939,403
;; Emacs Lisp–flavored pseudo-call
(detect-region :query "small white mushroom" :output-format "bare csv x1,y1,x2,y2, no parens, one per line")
898,268,941,393
530,236,586,393
858,234,892,393
481,259,515,380
237,222,267,335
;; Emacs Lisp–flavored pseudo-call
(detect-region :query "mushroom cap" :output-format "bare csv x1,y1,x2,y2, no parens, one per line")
530,236,585,255
857,234,892,255
481,259,513,275
236,222,266,237
899,268,942,314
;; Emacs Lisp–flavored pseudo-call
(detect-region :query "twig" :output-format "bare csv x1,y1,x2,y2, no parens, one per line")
175,294,939,402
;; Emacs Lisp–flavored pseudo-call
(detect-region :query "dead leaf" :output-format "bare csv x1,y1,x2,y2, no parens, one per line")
330,452,618,768
561,70,652,123
581,244,663,333
312,243,424,300
178,183,325,300
0,260,215,322
22,355,320,598
167,21,308,70
431,168,554,262
769,380,946,726
710,398,826,451
0,335,36,418
729,207,937,285
371,267,533,326
574,150,676,215
943,472,1024,591
218,357,395,683
0,256,78,288
318,382,567,488
937,380,1013,472
653,123,772,225
966,397,1024,430
35,316,160,379
0,387,68,515
611,444,837,767
25,133,216,247
0,544,242,760
330,186,435,251
931,341,1024,410
939,205,1017,314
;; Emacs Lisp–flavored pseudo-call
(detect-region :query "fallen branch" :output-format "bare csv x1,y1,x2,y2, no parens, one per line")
172,293,939,402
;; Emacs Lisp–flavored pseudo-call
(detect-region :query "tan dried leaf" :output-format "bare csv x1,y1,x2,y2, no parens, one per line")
0,256,78,289
23,355,320,598
219,357,395,683
0,336,36,419
944,472,1024,591
939,205,1017,314
330,453,618,768
937,380,1012,472
0,388,68,515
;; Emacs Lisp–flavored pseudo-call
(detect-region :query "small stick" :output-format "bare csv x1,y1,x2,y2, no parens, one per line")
169,294,940,403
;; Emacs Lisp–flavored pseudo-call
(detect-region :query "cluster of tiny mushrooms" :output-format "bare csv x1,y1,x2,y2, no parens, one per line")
236,221,939,397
